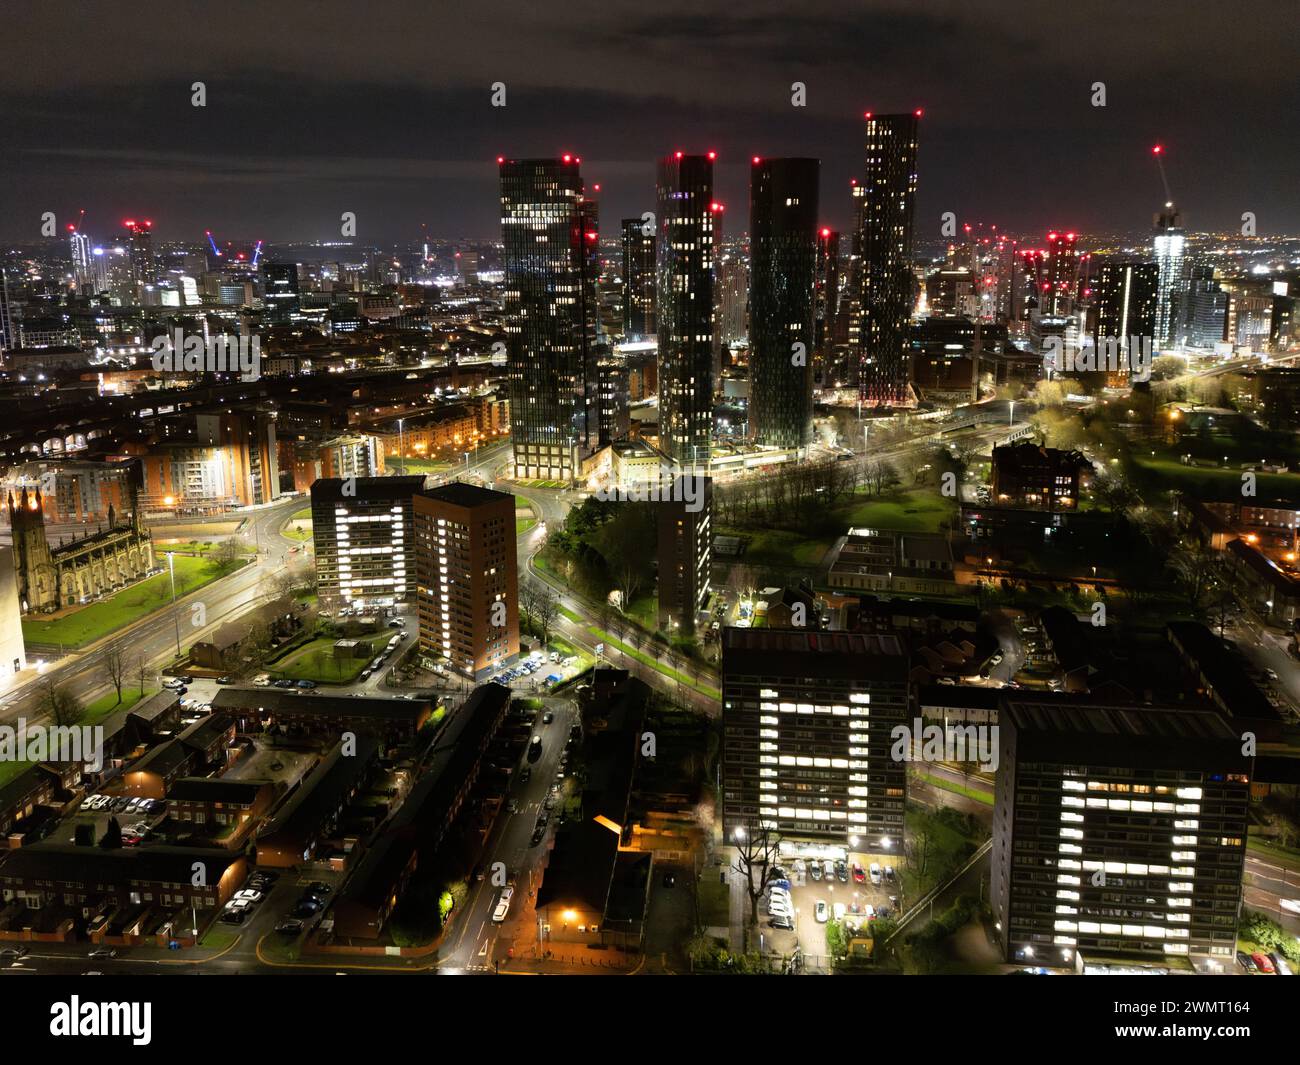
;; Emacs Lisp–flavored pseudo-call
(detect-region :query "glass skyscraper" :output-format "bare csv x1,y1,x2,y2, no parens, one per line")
748,157,819,450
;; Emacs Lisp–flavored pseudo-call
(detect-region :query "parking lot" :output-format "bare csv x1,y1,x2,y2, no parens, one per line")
759,851,900,964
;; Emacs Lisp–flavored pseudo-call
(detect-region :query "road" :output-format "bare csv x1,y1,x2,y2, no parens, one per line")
1,495,309,729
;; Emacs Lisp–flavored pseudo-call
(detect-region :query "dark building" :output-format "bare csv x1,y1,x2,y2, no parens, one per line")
909,316,977,394
620,217,656,340
991,696,1250,970
748,157,819,451
655,152,716,470
310,475,422,611
656,474,712,634
990,442,1092,512
413,482,519,680
854,113,919,406
814,227,841,368
596,347,630,446
1182,265,1227,349
499,157,598,484
721,628,910,848
261,260,301,322
1092,259,1158,343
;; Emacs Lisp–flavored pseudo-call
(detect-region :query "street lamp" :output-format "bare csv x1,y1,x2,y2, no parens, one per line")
1008,400,1015,427
167,552,181,658
396,418,405,475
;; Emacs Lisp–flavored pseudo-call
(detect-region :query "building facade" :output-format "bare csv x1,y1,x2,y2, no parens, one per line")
310,475,422,611
656,474,712,634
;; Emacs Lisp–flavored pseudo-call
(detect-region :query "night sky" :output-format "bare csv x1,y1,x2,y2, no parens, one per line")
4,0,1297,246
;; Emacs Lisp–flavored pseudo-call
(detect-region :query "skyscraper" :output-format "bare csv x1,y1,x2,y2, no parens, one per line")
1092,259,1158,342
814,227,841,365
69,228,94,292
1043,231,1080,317
991,697,1250,969
620,217,656,340
123,219,155,293
855,113,920,406
656,152,716,470
721,628,910,849
413,482,518,680
657,474,712,634
748,157,819,450
499,156,599,484
262,261,301,323
0,271,13,353
1153,203,1187,348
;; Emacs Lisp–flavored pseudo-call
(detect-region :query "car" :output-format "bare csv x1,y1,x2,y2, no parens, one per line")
822,859,835,881
852,863,866,883
216,675,234,685
833,902,847,921
835,860,849,883
253,674,272,687
809,861,822,882
884,865,896,882
80,794,100,811
527,736,543,762
88,947,117,958
536,813,550,829
219,909,248,925
291,900,321,918
274,679,296,689
492,886,514,923
360,669,373,681
869,863,883,885
1237,951,1258,973
233,889,264,904
295,679,317,690
770,914,794,930
275,919,304,934
519,767,532,784
0,946,29,959
1265,668,1279,681
86,914,110,935
662,872,676,888
1252,952,1275,974
388,619,402,628
530,827,545,846
1269,953,1293,976
814,900,829,923
864,904,878,919
769,878,791,892
767,899,792,917
305,882,332,897
162,678,186,690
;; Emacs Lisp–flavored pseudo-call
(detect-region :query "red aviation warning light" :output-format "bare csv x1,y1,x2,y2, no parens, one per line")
562,154,572,163
752,156,761,166
496,156,505,164
821,227,831,237
914,108,924,117
674,151,683,160
707,150,717,161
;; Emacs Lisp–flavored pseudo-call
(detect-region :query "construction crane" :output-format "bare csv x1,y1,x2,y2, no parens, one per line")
1151,145,1173,206
205,230,223,258
251,240,263,267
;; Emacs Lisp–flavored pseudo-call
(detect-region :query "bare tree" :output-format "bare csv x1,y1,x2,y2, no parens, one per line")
134,654,149,697
104,642,127,706
40,678,82,727
731,820,784,930
535,585,559,649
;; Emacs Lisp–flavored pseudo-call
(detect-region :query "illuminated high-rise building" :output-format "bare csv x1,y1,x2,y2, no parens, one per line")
748,157,818,450
620,218,656,340
854,112,920,406
1043,231,1080,317
814,227,841,362
261,261,301,323
1153,203,1187,348
69,228,94,292
656,152,716,470
499,156,599,483
991,696,1250,969
1092,259,1158,342
311,475,422,611
123,219,155,292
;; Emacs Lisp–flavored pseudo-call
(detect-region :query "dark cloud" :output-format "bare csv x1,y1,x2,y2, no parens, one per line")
1,1,1296,243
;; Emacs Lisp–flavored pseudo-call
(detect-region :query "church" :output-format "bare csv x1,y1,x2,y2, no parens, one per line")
6,486,154,615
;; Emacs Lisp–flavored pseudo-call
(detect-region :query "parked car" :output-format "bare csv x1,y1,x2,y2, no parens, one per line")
275,919,304,935
295,679,317,690
852,863,866,884
869,863,883,885
1237,951,1258,973
88,948,116,958
809,861,822,882
1269,953,1293,976
1252,952,1275,974
216,675,234,685
233,889,264,904
305,882,332,897
291,899,321,918
834,860,849,883
814,900,829,923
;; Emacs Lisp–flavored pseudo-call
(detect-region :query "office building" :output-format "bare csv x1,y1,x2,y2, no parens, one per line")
621,218,656,340
1092,259,1158,343
748,157,819,451
413,482,518,680
656,473,712,633
656,152,716,469
854,113,920,406
1153,203,1186,348
499,157,598,484
262,260,301,322
991,697,1251,969
311,475,422,611
721,628,910,848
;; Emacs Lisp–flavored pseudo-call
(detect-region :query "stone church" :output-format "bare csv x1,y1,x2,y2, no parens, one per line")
6,486,154,615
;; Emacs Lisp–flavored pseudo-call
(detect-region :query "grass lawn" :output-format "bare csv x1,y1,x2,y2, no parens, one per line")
1131,455,1300,502
0,759,34,788
624,593,658,632
390,456,451,475
557,603,583,624
515,494,538,536
268,637,372,684
587,625,721,699
154,539,255,557
21,555,247,649
80,686,154,728
697,878,730,927
281,519,313,542
1246,835,1300,868
838,488,955,533
716,527,833,571
915,770,994,806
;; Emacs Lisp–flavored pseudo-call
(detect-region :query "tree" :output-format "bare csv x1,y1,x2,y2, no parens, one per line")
211,537,241,571
99,816,123,849
104,641,127,706
731,820,783,932
134,654,149,698
40,678,81,727
535,585,559,649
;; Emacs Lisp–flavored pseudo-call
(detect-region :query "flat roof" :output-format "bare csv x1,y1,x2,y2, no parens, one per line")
211,688,432,722
417,481,514,509
723,627,909,680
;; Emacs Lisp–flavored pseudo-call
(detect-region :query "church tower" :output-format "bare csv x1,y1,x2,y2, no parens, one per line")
7,487,55,613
